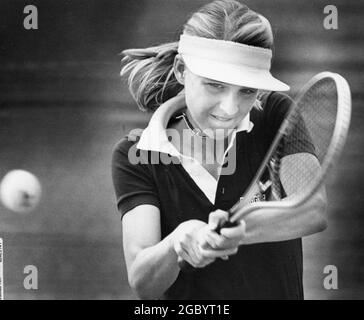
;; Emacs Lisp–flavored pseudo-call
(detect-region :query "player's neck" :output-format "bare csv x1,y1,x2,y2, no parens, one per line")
168,115,228,165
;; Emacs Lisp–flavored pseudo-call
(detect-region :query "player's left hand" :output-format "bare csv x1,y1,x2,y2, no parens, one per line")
200,210,246,254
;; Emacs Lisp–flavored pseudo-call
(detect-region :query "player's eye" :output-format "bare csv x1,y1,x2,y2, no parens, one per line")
205,82,224,90
240,88,258,95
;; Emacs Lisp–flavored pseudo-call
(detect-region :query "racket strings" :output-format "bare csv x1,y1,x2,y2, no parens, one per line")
279,78,338,197
269,142,284,200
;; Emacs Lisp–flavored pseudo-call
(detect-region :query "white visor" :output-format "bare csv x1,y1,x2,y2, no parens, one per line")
178,34,289,92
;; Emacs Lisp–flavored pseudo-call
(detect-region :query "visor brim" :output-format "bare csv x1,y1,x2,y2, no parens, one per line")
182,55,290,92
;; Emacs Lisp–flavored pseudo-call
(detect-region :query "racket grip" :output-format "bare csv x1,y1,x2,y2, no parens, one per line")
215,219,238,234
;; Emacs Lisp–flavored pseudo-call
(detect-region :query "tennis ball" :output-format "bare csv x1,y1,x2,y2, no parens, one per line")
0,170,42,213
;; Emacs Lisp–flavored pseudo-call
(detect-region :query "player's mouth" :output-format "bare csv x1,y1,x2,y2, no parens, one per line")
210,114,235,122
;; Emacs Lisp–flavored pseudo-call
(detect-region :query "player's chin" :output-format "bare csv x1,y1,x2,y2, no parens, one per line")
203,129,233,141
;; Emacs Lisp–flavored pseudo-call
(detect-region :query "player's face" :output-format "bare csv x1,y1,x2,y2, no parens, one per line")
183,68,258,137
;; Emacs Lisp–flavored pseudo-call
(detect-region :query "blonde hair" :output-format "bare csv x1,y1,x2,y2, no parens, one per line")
121,0,274,111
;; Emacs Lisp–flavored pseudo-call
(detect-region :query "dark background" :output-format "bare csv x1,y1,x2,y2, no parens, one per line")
0,0,363,299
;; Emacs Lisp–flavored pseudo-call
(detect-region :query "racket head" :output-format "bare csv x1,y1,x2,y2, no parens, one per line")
230,72,352,222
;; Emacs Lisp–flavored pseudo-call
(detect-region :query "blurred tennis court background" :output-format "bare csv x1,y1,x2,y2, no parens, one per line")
0,0,363,299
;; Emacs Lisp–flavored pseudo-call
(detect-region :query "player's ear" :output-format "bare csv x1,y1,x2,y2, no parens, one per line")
173,55,186,85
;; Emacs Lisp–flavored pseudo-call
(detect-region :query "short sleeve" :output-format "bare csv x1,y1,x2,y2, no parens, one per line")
111,137,160,219
263,92,316,157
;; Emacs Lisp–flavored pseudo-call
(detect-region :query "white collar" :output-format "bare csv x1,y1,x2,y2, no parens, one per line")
137,102,254,156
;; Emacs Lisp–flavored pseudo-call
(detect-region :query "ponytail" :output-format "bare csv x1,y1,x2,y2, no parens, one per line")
120,42,183,111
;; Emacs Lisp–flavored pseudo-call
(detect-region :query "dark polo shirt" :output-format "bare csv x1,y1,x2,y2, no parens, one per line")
112,92,311,299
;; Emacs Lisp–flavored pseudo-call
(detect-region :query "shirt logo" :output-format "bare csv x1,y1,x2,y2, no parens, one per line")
240,193,266,204
239,180,271,204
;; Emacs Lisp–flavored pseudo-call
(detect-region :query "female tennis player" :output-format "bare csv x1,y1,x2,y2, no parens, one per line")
112,0,327,300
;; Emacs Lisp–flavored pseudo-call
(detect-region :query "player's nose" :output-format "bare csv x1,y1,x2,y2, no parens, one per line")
218,92,240,116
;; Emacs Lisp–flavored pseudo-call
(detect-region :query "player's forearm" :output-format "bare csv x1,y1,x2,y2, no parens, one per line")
128,232,180,300
241,194,328,244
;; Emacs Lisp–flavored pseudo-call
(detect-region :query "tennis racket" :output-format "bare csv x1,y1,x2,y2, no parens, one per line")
179,71,352,271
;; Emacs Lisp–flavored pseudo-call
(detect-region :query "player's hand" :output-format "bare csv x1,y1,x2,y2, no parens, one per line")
202,209,246,254
173,219,239,268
